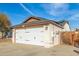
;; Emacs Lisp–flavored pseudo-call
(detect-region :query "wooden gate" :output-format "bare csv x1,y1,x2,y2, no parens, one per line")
60,31,79,46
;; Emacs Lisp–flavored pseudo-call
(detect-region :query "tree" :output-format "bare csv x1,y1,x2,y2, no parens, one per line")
0,14,11,39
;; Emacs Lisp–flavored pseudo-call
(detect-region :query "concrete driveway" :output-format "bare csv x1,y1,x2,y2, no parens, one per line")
0,39,79,56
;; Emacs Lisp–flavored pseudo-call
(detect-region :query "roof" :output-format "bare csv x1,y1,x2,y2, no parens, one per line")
58,20,69,26
23,16,49,23
12,16,69,29
75,28,79,31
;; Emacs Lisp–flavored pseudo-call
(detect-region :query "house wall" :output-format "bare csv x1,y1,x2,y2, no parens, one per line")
63,23,70,32
12,29,16,43
49,24,62,46
42,25,53,47
12,17,71,48
12,25,54,48
12,23,63,48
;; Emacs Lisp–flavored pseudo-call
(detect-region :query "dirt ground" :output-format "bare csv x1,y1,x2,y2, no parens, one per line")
0,39,79,56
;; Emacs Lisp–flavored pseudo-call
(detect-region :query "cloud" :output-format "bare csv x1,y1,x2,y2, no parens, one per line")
67,12,79,29
42,3,69,16
68,13,79,21
52,3,68,9
19,3,35,16
42,3,79,29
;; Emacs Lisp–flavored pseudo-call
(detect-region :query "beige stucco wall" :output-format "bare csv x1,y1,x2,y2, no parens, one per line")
12,23,63,48
48,24,62,46
12,29,16,43
42,25,53,47
63,23,70,32
41,23,70,47
12,25,52,48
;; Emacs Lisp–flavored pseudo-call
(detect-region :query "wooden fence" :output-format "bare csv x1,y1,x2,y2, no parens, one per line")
60,31,79,46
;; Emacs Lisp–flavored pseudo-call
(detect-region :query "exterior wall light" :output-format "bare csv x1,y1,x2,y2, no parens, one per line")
75,31,78,34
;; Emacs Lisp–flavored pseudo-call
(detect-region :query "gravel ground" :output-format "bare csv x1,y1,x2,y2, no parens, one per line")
0,39,79,56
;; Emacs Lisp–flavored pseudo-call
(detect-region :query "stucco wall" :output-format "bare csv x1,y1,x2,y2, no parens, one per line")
12,29,16,43
63,23,70,32
12,23,63,48
48,24,62,46
12,25,53,48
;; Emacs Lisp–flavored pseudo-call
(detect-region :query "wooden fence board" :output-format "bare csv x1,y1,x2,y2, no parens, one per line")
60,31,79,46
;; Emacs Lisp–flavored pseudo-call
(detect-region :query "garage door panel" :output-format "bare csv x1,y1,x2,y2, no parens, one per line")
15,27,46,46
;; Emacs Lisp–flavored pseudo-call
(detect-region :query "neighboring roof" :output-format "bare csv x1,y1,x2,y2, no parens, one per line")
12,16,69,29
75,28,79,31
58,20,69,26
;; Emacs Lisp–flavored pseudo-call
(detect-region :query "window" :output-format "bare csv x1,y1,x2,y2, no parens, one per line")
41,31,44,32
52,37,54,44
41,41,44,42
25,40,29,41
20,36,22,39
25,32,29,33
34,37,36,40
56,31,60,35
22,25,25,27
45,26,48,30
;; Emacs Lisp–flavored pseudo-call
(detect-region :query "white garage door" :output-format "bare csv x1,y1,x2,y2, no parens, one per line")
15,27,46,46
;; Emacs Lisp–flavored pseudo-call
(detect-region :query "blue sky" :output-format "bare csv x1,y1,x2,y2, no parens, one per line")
0,3,79,30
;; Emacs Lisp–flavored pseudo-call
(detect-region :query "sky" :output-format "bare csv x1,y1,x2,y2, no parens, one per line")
0,3,79,30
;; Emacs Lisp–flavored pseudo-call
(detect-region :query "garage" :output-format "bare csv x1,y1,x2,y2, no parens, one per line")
15,27,46,46
12,16,68,48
